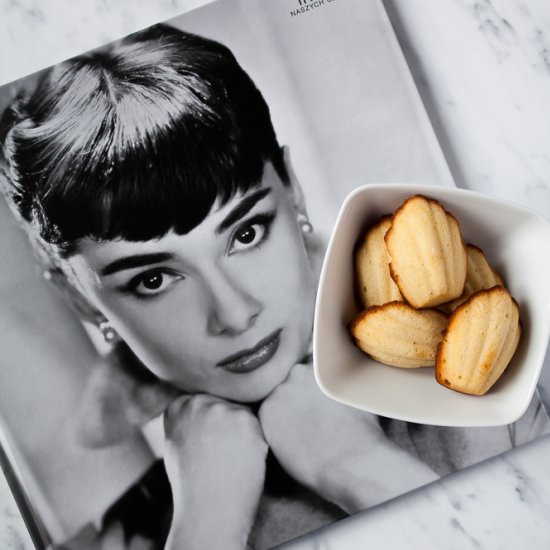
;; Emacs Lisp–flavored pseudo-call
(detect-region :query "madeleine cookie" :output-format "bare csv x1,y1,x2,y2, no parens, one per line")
436,286,520,395
385,195,467,308
355,216,403,308
442,244,505,313
350,301,448,368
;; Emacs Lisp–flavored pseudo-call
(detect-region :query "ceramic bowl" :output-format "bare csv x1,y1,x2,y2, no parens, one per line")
313,183,550,427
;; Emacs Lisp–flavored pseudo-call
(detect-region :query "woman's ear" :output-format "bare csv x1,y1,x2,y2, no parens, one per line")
282,145,308,218
46,267,121,345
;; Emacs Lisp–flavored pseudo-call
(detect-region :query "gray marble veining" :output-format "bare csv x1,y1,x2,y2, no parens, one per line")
0,0,209,85
385,0,550,219
0,0,549,548
278,434,550,549
0,478,34,549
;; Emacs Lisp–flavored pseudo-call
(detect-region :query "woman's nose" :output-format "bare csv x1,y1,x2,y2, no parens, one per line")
205,270,261,335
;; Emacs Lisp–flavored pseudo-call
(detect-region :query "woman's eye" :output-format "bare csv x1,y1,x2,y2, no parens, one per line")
126,270,182,298
229,213,275,255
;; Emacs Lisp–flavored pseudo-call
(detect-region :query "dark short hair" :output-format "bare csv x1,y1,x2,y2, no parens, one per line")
1,24,287,257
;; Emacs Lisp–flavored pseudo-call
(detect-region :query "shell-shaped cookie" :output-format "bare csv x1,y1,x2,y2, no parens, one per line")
435,286,520,395
350,301,448,368
442,244,505,313
355,216,403,308
385,195,467,308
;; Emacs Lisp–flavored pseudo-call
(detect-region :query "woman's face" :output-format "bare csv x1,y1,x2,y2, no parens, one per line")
68,161,316,402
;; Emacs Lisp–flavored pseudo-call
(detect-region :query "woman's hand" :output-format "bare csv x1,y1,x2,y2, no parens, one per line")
75,343,180,448
163,394,267,550
99,521,156,550
258,363,439,513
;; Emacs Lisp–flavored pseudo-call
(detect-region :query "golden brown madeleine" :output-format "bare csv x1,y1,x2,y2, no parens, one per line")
385,195,467,308
350,301,448,368
442,244,505,313
436,286,520,395
355,215,403,308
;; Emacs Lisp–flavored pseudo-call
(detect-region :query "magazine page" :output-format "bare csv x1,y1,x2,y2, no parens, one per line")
0,0,548,548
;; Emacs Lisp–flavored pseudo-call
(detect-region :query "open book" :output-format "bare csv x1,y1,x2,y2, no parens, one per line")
0,0,548,548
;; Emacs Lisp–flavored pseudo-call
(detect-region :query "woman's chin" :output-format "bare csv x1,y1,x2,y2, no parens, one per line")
219,378,285,404
214,363,295,404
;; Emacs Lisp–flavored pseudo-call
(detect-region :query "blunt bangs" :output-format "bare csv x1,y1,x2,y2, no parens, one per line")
2,25,286,256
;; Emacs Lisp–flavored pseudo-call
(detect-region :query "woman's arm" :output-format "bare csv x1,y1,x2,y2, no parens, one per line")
163,394,268,550
259,363,439,514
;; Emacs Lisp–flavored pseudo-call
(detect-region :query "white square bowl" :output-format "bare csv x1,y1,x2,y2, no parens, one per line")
313,183,550,427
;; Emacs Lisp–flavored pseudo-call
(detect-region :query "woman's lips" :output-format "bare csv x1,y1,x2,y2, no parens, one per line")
217,329,282,374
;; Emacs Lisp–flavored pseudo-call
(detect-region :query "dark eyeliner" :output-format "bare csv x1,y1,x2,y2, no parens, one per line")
118,268,178,300
231,210,276,252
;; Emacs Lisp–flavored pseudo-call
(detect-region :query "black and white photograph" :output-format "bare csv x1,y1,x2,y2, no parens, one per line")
0,0,549,549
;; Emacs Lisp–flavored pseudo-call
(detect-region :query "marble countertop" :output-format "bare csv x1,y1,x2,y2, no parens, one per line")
279,433,550,549
1,0,549,548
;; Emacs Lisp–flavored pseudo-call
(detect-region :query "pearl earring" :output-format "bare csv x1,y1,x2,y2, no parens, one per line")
98,320,119,344
297,213,313,234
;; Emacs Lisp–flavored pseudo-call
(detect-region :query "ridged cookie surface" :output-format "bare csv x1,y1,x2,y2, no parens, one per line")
442,244,504,312
355,216,403,308
436,286,520,395
385,195,467,308
350,301,448,368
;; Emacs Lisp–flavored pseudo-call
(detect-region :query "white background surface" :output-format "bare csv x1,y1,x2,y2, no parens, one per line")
1,0,549,548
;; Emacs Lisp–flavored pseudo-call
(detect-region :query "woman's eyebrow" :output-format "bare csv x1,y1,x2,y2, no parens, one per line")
216,187,272,235
100,252,174,276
